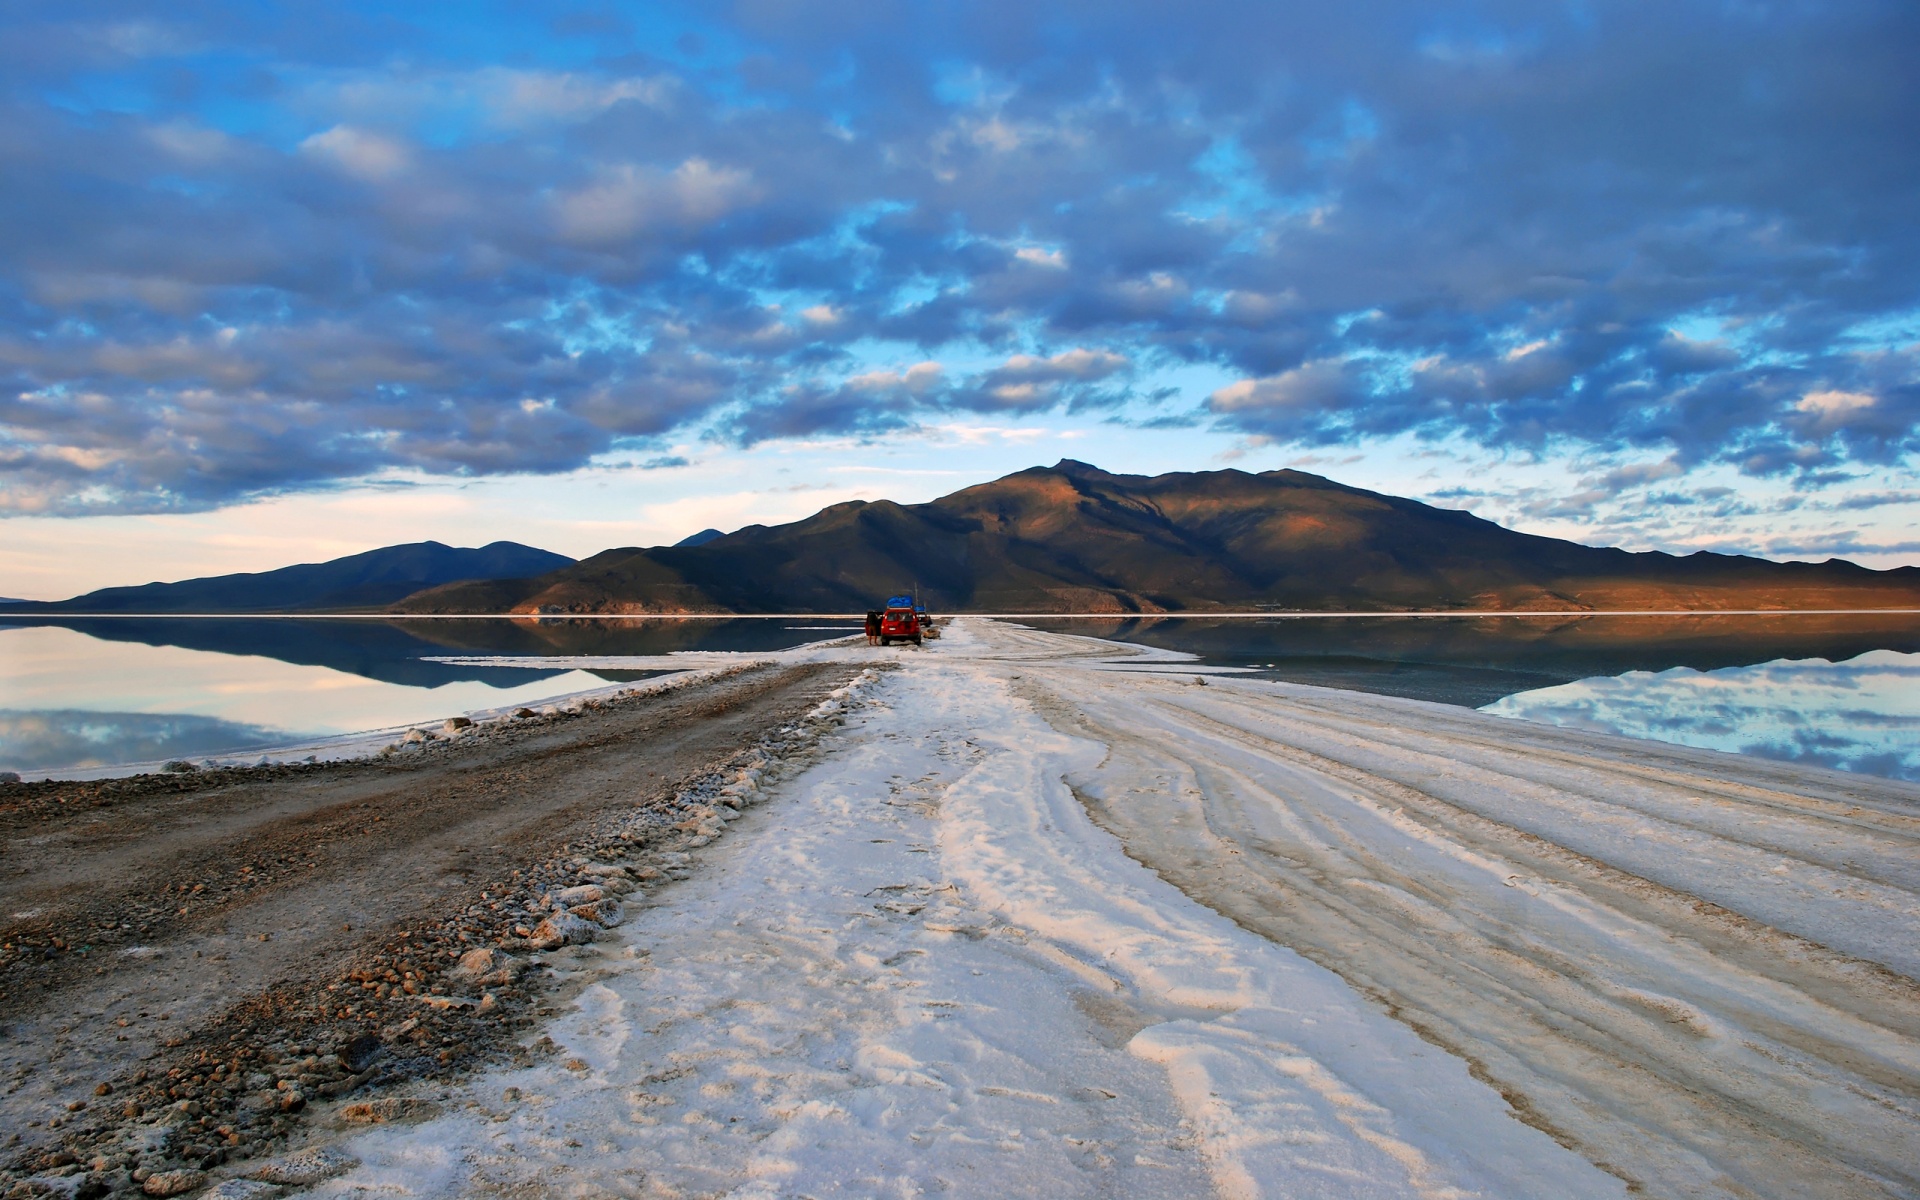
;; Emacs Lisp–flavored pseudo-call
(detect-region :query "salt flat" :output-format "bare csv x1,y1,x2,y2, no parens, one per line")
311,618,1920,1199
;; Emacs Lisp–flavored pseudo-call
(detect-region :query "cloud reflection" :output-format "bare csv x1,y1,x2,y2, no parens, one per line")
1482,650,1920,781
0,709,309,773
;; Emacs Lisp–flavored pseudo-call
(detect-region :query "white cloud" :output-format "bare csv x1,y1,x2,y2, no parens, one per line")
555,159,758,244
299,125,411,181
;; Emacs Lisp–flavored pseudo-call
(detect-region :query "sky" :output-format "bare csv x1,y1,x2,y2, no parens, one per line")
2,0,1917,598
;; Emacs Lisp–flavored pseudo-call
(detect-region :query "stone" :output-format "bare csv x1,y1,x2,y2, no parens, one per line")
339,1097,442,1125
337,1033,383,1072
512,708,536,718
415,994,475,1010
247,1147,359,1187
526,909,597,950
553,883,604,907
442,717,473,733
142,1169,207,1196
162,761,197,774
402,729,431,745
0,771,19,784
448,947,496,980
567,899,624,928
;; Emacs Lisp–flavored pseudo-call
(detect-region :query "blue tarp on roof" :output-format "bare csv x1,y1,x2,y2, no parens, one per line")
886,595,915,609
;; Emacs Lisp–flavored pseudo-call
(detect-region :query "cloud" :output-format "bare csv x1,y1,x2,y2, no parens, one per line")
555,159,760,244
299,125,410,180
0,0,1914,513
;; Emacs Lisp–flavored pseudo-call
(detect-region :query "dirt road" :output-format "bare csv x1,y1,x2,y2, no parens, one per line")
0,660,863,1192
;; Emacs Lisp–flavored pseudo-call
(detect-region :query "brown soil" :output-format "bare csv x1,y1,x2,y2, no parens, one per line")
0,660,864,1196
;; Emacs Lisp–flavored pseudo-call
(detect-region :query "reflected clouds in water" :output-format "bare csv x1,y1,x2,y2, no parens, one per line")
0,710,312,773
1483,650,1920,782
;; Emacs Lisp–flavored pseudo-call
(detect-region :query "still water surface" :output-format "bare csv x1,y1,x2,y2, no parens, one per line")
0,617,853,775
2,613,1916,781
1024,613,1920,782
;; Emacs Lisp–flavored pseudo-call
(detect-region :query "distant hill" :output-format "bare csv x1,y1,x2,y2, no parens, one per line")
675,528,725,547
27,541,574,614
393,462,1920,614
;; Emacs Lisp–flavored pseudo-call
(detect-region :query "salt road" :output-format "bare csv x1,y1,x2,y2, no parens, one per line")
314,618,1920,1199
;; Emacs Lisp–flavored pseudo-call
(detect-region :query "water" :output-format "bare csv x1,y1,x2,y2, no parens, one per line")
0,617,859,775
1483,650,1920,781
1023,614,1920,782
5,613,1917,783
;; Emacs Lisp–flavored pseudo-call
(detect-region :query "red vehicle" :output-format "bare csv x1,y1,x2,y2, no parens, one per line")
879,595,921,645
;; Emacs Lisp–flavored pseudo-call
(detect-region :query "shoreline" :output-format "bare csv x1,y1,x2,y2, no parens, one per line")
6,607,1920,618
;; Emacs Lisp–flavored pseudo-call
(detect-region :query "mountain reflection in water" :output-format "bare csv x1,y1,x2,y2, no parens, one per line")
0,616,845,774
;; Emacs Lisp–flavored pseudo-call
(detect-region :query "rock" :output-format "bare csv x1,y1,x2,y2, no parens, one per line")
142,1169,207,1196
205,1182,282,1199
337,1033,383,1072
579,862,629,880
526,909,597,950
0,771,19,784
512,708,536,718
443,716,473,733
553,883,604,907
448,947,497,979
248,1146,358,1187
568,899,624,927
402,729,431,744
415,994,475,1010
162,761,197,774
339,1097,442,1125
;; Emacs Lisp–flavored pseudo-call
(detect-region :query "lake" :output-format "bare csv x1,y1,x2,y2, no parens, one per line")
2,612,1916,782
0,616,862,776
1022,613,1920,782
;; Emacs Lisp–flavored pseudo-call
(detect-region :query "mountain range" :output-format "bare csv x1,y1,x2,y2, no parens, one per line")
395,461,1920,614
10,463,1918,614
10,540,572,614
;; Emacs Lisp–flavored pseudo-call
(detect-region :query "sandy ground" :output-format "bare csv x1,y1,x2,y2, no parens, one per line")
8,618,1919,1199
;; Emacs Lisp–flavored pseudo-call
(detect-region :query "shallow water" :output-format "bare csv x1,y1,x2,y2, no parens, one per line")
1484,649,1920,782
1023,613,1920,781
0,617,857,774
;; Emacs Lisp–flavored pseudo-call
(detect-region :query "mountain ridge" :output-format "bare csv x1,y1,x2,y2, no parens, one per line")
393,461,1920,614
17,540,574,614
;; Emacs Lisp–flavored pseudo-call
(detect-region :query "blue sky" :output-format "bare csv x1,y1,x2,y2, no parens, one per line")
2,1,1918,596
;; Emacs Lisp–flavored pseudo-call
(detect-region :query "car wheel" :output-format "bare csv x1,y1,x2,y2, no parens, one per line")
881,636,891,646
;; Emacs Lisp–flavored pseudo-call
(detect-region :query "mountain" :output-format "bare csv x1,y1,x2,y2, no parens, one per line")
675,528,726,547
27,541,575,614
392,462,1920,615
